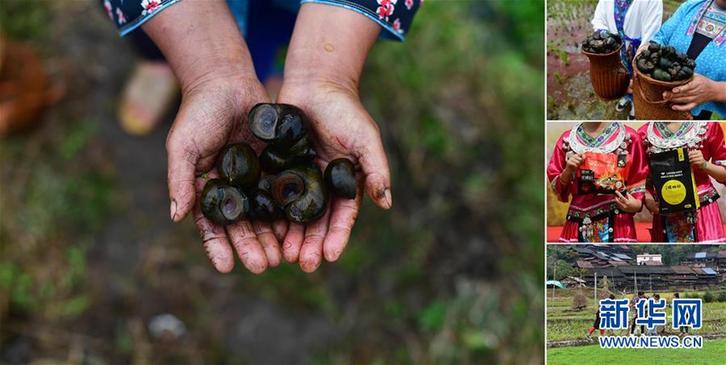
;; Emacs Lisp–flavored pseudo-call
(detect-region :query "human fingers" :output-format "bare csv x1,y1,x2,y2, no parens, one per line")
353,118,392,210
671,78,699,94
667,93,698,104
299,206,331,273
226,220,269,274
671,102,697,112
614,190,627,203
253,221,282,268
323,186,362,262
167,135,199,223
272,219,289,242
282,223,305,263
193,173,235,273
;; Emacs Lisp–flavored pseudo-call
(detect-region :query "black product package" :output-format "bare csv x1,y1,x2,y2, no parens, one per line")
648,147,700,215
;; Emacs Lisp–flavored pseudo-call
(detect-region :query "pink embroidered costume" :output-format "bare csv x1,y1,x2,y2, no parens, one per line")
548,123,648,242
638,122,726,243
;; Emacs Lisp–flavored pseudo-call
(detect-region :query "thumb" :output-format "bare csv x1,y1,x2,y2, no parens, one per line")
167,138,198,222
356,126,392,210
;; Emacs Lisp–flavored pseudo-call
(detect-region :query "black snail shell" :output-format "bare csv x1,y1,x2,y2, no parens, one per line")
259,144,315,174
217,143,261,188
271,165,329,224
257,174,276,193
259,145,293,173
286,136,317,159
581,30,621,54
662,45,677,58
658,57,673,70
677,66,693,80
248,188,283,222
636,58,655,74
653,69,672,81
201,179,249,225
324,158,357,199
248,103,307,148
202,103,375,226
635,41,696,82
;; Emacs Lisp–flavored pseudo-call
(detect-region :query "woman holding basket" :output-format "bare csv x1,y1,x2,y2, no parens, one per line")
651,0,726,119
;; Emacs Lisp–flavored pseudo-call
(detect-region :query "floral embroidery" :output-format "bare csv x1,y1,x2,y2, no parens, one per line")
104,0,114,21
664,213,696,242
116,8,127,24
567,122,627,154
141,0,162,17
106,0,420,41
646,122,707,154
377,0,397,21
393,18,403,33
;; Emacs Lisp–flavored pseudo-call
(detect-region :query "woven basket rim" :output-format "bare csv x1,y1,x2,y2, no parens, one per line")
581,42,623,58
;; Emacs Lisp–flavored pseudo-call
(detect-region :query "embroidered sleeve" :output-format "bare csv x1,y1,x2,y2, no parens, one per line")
706,123,726,166
301,0,422,41
101,0,181,37
547,133,574,202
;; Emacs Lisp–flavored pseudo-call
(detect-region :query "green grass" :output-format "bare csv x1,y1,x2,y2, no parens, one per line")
0,116,114,318
547,291,726,342
548,339,726,365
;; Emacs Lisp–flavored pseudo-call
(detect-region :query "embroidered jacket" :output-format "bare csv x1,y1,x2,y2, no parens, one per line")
652,0,726,117
101,0,421,41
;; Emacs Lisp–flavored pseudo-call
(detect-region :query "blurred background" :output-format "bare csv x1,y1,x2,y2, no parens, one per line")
0,1,544,364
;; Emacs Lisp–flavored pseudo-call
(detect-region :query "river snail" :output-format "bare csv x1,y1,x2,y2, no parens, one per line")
324,158,357,199
259,139,316,174
200,103,360,226
200,179,249,225
248,103,307,148
257,175,276,193
247,188,284,222
217,143,261,188
635,42,695,82
581,30,622,54
251,103,317,174
271,164,329,224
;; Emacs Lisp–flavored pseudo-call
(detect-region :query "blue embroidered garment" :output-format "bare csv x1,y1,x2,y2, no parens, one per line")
653,0,726,118
614,0,636,75
101,0,421,41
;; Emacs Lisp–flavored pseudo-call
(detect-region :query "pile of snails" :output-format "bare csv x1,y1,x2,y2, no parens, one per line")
581,30,622,54
635,42,696,82
200,103,357,225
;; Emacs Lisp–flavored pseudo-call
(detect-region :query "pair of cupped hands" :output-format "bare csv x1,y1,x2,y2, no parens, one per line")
168,74,391,275
152,2,391,274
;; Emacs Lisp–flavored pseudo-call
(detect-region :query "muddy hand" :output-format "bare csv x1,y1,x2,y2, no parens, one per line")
142,0,281,273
